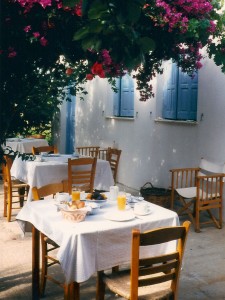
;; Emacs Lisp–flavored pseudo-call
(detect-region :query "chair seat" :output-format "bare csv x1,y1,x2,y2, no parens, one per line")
176,187,220,201
4,180,28,188
176,187,196,199
102,270,173,300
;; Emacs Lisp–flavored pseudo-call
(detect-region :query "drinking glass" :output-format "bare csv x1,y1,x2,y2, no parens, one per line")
72,188,80,202
117,192,126,211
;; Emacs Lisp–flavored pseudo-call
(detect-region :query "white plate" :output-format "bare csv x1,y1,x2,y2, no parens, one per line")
48,154,60,157
134,209,151,216
104,210,135,222
85,199,107,207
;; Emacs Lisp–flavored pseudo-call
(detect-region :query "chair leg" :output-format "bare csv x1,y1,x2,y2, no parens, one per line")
206,209,222,229
64,282,79,300
3,186,7,217
195,206,200,233
177,198,196,227
40,233,48,296
18,187,25,207
112,266,119,272
7,191,12,222
96,271,105,300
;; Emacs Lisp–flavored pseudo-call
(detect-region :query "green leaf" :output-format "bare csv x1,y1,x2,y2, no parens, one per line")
73,27,89,41
88,3,108,19
89,21,104,33
81,37,102,51
126,2,142,23
62,0,80,8
138,37,155,53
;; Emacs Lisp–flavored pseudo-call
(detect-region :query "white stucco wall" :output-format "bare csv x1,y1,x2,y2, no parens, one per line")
62,55,225,196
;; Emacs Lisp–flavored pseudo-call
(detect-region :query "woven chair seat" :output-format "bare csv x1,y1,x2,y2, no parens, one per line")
102,270,172,300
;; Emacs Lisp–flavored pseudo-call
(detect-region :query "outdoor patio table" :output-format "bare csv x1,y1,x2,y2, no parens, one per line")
11,155,114,201
16,196,179,300
3,137,48,154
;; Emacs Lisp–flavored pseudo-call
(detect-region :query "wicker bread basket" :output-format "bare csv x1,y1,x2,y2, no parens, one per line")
140,182,171,208
61,208,88,222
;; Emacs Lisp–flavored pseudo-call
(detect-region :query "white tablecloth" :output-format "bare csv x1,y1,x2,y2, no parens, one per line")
4,138,48,153
16,198,179,284
11,155,114,201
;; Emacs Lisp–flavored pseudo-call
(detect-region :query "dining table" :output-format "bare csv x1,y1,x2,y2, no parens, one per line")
3,137,48,154
11,154,115,201
16,195,179,299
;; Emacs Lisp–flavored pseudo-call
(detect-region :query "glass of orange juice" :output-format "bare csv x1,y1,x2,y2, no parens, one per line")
72,188,80,202
117,192,126,211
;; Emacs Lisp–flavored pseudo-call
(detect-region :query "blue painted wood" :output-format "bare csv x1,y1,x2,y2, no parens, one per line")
163,62,197,120
120,74,134,117
66,92,76,154
113,78,120,116
162,62,178,119
177,70,198,120
113,75,134,117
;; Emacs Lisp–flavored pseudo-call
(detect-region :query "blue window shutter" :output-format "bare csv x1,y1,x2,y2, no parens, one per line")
113,78,120,116
120,74,134,117
163,62,178,119
177,69,198,120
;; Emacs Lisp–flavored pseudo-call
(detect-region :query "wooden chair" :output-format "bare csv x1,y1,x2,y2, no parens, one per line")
32,183,79,299
32,145,58,155
97,221,191,300
98,149,109,160
2,155,29,222
107,148,122,183
76,146,100,158
28,134,46,139
66,157,97,194
170,158,225,232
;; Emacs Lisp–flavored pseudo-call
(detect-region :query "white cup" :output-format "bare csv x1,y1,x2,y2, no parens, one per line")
40,152,48,156
110,186,119,201
35,156,42,162
56,193,70,203
134,202,150,215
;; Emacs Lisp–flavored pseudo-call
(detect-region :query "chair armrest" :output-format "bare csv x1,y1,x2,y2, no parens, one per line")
170,167,200,173
196,173,225,201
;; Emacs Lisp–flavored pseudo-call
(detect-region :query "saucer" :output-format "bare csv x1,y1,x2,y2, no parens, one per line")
134,209,151,216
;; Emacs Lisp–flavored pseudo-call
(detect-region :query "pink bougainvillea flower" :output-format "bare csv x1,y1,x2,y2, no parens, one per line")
39,0,52,9
33,32,40,38
101,49,112,66
195,61,203,69
86,74,94,80
8,50,17,58
91,62,105,78
40,36,48,46
24,25,31,32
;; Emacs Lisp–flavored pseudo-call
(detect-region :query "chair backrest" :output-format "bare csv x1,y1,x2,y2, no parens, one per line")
76,146,100,158
32,182,66,200
97,149,109,160
199,158,225,175
107,148,122,182
32,145,58,155
130,221,191,300
67,157,97,194
28,134,46,139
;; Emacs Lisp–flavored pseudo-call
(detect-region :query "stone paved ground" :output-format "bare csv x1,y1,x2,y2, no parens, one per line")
1,180,225,299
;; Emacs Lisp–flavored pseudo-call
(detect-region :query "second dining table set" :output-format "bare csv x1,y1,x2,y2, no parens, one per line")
11,152,114,202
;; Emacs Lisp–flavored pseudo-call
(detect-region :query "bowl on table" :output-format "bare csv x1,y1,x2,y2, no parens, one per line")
60,206,89,222
85,192,107,207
